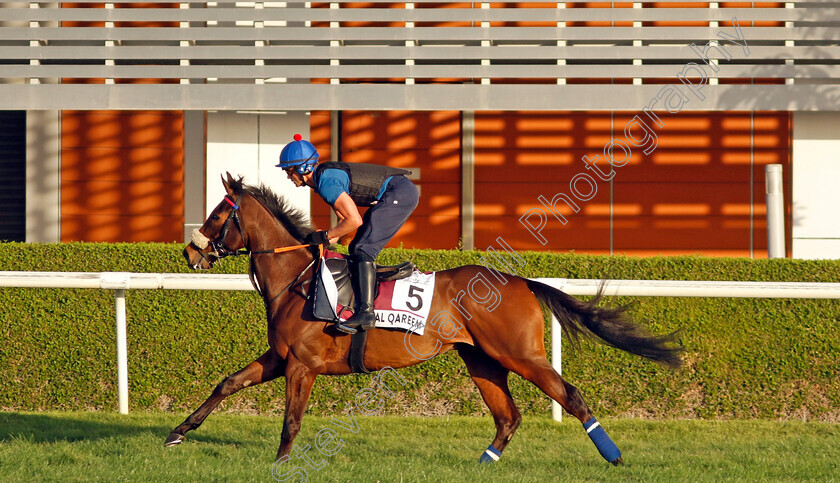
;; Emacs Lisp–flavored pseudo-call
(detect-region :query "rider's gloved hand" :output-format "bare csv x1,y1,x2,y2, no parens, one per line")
304,230,330,246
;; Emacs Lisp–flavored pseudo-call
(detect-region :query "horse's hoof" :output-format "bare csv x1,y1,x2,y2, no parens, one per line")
479,445,502,464
164,433,185,447
611,456,624,466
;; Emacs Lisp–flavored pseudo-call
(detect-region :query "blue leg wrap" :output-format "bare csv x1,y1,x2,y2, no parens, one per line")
478,444,502,464
583,417,621,463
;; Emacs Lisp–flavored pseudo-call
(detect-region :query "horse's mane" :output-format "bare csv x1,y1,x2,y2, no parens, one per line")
227,176,316,242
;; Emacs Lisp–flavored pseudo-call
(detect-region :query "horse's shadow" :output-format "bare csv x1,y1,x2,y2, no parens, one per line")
0,412,241,446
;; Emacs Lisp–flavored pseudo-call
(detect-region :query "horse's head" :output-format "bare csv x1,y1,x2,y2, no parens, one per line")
183,172,248,270
184,172,316,270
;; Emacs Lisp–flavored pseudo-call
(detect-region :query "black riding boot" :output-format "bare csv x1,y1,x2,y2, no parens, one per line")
336,254,377,334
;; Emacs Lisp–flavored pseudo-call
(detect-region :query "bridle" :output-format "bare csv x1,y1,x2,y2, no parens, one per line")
193,193,322,306
207,195,246,259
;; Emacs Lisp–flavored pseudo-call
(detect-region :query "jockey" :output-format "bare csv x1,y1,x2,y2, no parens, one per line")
277,134,419,335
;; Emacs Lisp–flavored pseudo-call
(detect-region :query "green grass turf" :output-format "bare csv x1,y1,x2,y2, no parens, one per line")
1,412,838,482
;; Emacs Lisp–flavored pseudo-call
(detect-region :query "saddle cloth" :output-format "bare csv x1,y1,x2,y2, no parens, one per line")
312,251,436,335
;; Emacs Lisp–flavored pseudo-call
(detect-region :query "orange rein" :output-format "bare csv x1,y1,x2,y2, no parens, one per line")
267,244,324,257
247,241,324,258
247,243,324,305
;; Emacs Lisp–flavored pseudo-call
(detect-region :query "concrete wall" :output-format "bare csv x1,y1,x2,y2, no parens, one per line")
792,112,840,260
205,111,311,221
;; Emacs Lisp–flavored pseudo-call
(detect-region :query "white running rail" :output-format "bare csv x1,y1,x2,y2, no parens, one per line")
2,271,839,416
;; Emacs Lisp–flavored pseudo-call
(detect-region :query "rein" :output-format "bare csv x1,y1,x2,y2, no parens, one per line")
206,194,323,306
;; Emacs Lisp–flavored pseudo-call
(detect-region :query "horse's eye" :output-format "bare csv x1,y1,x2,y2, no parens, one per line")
211,214,220,221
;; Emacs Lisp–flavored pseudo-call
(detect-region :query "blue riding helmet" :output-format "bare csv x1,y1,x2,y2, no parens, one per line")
277,134,320,175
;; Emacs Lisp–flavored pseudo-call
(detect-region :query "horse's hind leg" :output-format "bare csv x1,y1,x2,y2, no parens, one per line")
458,345,521,464
164,349,284,447
516,358,624,466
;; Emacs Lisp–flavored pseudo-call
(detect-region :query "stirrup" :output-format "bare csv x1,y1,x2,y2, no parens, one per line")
334,321,358,335
343,309,376,332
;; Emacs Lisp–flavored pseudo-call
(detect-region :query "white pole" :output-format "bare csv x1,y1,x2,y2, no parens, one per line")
551,314,562,422
115,289,129,414
766,164,785,259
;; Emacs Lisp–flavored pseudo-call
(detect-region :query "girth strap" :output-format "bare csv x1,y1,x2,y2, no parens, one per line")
349,330,371,374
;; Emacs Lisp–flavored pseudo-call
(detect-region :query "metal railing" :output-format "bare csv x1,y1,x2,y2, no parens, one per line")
1,0,838,110
2,270,839,416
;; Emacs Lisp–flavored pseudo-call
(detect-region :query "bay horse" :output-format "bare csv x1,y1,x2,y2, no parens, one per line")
166,173,681,466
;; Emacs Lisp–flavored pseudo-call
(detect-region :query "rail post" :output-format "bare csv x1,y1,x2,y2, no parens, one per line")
551,314,563,422
766,164,786,258
115,289,129,414
101,272,131,414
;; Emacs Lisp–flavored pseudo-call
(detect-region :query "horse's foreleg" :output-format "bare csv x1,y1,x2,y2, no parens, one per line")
275,358,317,461
457,346,522,464
517,359,623,466
164,349,284,447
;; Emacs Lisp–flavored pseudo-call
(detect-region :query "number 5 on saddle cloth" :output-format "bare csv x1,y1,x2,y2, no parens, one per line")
312,251,436,336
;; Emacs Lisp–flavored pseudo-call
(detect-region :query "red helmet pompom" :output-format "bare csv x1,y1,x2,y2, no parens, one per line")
293,133,303,141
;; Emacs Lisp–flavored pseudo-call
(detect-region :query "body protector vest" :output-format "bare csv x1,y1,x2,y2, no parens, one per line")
315,161,412,206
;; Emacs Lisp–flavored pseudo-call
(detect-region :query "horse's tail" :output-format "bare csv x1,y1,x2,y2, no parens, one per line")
525,279,683,369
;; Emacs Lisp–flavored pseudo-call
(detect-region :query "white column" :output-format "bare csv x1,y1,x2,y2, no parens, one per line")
28,2,40,85
254,2,265,85
709,2,719,86
180,3,191,85
183,111,206,242
405,2,415,85
785,2,794,86
26,110,61,242
105,3,115,85
632,2,641,86
556,2,566,86
329,3,340,85
461,111,475,250
480,2,490,85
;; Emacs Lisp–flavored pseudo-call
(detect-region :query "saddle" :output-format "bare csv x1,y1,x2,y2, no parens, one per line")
312,252,416,374
315,254,415,321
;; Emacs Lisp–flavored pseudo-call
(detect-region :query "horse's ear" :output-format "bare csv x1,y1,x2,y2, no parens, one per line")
221,172,236,196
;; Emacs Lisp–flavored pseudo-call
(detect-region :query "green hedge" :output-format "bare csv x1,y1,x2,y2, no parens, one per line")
1,242,839,421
